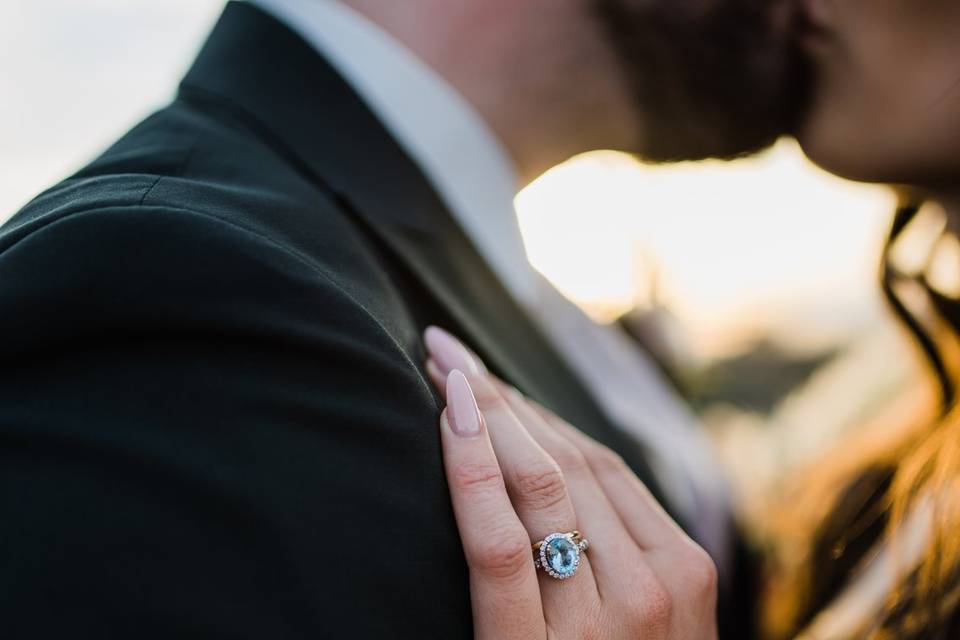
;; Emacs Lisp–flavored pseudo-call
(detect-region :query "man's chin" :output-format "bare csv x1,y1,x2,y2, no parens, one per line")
635,121,785,165
596,0,812,164
633,67,811,164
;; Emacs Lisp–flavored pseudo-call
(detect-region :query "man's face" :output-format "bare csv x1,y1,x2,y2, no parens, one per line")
594,0,810,162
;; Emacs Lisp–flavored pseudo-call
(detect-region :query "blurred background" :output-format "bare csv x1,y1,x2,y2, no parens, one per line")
0,0,933,520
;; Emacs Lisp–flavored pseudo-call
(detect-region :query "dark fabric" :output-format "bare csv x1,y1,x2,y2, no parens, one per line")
0,2,754,637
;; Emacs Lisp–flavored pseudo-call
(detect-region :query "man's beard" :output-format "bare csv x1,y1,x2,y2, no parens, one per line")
595,0,811,162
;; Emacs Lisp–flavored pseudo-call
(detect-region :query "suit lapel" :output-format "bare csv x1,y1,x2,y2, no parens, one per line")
180,1,667,504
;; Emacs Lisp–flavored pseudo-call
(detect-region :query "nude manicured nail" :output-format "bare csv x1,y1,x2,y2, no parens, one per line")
446,370,482,437
424,326,482,375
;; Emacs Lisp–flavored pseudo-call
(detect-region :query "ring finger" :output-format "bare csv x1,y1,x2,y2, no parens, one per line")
425,329,600,612
494,381,646,598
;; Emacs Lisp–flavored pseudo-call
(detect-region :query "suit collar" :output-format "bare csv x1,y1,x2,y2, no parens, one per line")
179,2,667,504
243,0,538,303
182,1,444,235
180,2,544,392
179,3,520,381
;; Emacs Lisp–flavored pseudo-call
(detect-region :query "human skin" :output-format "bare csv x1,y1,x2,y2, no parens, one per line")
796,0,960,201
423,327,719,640
347,0,802,185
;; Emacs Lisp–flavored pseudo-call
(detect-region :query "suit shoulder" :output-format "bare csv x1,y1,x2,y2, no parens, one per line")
1,101,415,342
0,203,425,382
0,101,210,241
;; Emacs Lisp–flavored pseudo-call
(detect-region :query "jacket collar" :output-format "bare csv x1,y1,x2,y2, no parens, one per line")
246,0,537,304
181,2,443,235
179,2,666,503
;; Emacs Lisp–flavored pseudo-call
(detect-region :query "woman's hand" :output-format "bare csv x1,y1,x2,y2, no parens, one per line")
424,326,718,640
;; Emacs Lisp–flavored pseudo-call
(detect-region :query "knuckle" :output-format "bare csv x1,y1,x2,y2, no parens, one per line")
639,577,674,634
586,443,627,476
512,463,568,511
451,461,505,494
550,445,591,477
680,542,719,598
471,531,532,581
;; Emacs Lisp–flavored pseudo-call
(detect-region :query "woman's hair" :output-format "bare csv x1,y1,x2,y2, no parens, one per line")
762,199,960,639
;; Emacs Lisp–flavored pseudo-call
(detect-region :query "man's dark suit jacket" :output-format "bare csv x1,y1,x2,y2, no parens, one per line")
0,3,751,637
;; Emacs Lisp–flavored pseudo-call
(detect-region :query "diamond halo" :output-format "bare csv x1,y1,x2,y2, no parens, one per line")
534,531,588,580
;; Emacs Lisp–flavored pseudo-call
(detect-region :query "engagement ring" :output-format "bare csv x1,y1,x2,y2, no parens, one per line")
532,531,589,580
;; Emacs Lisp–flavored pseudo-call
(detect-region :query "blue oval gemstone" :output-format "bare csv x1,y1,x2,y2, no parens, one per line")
545,537,579,576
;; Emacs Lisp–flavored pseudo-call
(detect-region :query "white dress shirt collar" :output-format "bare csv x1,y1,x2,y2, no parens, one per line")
247,0,537,303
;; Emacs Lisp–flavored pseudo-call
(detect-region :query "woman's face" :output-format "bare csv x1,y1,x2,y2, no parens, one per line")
797,0,960,187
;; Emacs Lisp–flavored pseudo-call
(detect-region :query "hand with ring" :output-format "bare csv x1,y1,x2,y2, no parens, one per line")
424,327,719,640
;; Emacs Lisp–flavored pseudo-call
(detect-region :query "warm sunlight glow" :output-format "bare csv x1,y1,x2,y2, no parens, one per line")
515,141,897,357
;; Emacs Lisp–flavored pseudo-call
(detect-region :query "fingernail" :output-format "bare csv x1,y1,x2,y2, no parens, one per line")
424,326,482,375
446,370,482,437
